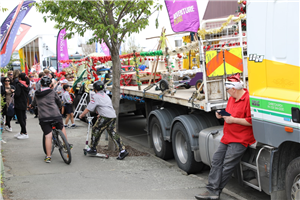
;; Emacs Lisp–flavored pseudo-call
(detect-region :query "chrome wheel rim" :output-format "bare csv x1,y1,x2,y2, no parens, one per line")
152,123,162,152
291,174,300,200
175,131,188,164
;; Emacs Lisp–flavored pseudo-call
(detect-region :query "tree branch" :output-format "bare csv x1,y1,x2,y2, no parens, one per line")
95,2,109,26
115,1,132,26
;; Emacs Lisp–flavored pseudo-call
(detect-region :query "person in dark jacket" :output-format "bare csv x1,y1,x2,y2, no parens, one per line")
14,73,30,140
31,76,72,163
1,77,15,132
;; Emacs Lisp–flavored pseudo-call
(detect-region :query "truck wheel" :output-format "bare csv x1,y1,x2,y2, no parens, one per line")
160,79,169,91
286,157,300,200
172,122,204,174
150,116,173,160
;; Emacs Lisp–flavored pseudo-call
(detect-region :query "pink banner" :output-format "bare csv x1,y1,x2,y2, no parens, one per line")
57,28,69,72
100,40,110,56
165,0,200,33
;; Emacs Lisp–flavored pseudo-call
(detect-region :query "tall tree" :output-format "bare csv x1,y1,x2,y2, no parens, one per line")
36,1,162,117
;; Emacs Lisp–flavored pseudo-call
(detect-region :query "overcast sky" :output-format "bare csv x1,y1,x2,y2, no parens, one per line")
0,0,208,51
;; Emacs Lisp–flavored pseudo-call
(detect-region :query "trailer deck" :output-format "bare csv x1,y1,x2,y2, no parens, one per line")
107,84,228,112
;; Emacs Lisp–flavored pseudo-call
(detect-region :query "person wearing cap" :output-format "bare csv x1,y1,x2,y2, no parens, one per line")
195,74,256,200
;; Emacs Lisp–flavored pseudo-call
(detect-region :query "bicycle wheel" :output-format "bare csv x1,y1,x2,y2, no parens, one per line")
42,134,55,155
56,130,72,164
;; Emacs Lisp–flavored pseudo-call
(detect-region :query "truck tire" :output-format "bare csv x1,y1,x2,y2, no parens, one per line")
286,157,300,200
150,116,173,160
172,122,204,174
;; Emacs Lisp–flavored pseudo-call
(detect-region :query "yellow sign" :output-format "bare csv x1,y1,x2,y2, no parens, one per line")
206,47,243,77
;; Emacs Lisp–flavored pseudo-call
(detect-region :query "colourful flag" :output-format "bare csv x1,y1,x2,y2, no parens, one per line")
56,28,69,72
34,53,38,64
0,1,35,41
165,0,200,33
100,40,110,56
0,1,26,67
0,0,23,53
11,23,31,54
18,48,25,71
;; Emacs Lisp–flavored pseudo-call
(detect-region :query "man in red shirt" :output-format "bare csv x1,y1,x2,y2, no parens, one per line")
195,74,256,200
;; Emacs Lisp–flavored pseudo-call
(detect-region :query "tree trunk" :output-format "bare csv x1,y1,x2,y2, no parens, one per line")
108,43,121,151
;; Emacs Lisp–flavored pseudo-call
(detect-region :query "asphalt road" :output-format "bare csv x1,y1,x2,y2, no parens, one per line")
118,113,271,200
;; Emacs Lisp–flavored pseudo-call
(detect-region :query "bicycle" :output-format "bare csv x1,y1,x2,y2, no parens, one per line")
42,121,72,164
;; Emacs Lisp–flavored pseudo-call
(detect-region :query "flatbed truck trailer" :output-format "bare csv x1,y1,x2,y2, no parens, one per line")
105,1,299,199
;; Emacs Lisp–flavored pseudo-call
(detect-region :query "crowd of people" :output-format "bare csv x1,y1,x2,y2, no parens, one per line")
1,68,128,163
1,69,76,139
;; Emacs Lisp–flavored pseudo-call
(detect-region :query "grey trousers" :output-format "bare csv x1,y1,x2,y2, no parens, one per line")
206,142,247,195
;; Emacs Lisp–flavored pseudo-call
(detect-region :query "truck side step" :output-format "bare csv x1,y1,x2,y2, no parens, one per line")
240,145,276,192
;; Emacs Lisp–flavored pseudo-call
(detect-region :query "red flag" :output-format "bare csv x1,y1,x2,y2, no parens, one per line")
11,23,31,54
25,62,28,75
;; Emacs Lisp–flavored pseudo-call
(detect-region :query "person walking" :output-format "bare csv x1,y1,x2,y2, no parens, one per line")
2,77,15,132
195,74,256,200
14,73,30,140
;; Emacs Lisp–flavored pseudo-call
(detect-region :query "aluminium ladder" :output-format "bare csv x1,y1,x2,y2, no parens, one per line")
74,93,90,120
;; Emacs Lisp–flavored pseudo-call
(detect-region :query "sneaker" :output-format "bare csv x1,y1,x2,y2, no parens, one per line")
14,132,21,138
195,189,220,200
117,150,129,160
70,124,76,128
64,124,69,128
17,134,29,140
5,125,12,132
86,147,97,155
44,157,51,163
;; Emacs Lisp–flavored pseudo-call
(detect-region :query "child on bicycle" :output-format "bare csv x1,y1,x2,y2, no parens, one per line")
79,81,128,160
62,84,76,128
31,76,72,163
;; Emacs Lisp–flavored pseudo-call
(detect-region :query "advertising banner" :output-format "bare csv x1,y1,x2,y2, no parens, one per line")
0,0,23,52
56,28,69,72
0,1,35,41
18,48,25,71
11,23,31,53
100,40,110,56
165,0,200,33
0,4,27,67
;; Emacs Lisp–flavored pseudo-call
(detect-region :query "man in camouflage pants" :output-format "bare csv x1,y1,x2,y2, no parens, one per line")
79,81,128,160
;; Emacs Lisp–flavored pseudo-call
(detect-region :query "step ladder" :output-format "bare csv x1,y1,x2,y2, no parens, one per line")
74,93,90,120
239,144,277,191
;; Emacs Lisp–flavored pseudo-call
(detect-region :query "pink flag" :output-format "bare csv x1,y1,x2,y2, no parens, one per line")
165,0,200,33
56,28,69,72
100,40,110,56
